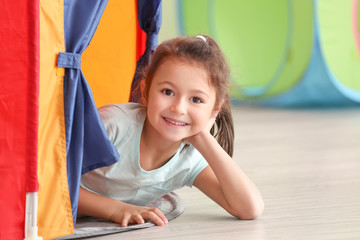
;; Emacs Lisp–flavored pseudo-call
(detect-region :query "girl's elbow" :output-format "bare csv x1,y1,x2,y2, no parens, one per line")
231,200,264,220
241,204,264,220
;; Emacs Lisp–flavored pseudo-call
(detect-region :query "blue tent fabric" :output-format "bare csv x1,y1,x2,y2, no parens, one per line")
137,0,162,51
58,0,120,224
130,0,162,102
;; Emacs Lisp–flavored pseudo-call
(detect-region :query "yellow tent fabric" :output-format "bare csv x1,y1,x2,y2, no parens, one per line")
82,1,137,107
38,0,74,238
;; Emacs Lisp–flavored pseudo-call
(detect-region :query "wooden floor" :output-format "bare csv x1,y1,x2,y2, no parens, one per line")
85,106,360,240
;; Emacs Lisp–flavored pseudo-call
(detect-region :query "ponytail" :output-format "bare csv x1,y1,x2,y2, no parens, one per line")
211,95,234,157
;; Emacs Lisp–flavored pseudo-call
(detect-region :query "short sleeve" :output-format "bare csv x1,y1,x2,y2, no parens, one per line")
98,104,132,150
98,103,146,155
183,146,209,187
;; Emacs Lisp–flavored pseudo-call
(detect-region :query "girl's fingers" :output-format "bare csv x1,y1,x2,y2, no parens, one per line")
205,117,216,132
144,209,167,226
152,208,168,224
117,207,167,227
133,214,145,225
147,211,165,226
120,213,131,227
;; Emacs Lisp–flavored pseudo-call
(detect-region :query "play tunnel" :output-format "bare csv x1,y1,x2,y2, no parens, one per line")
160,0,360,107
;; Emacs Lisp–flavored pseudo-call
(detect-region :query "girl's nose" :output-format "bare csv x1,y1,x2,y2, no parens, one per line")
170,98,186,114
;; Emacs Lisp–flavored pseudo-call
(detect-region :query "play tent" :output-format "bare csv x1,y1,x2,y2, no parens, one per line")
1,0,160,239
160,0,360,107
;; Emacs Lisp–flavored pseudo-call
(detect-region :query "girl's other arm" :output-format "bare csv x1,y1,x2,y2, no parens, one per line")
78,187,168,227
190,131,264,220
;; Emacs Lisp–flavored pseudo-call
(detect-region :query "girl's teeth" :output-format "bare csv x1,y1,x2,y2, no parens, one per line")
166,118,186,126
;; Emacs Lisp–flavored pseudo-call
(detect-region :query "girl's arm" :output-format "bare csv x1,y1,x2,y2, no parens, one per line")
187,130,264,220
78,187,168,227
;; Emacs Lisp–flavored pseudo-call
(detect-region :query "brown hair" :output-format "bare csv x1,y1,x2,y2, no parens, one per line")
137,35,234,156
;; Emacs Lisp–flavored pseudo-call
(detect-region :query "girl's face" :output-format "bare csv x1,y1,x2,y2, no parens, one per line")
145,59,219,143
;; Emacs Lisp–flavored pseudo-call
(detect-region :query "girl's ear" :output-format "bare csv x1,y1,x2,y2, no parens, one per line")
211,99,224,118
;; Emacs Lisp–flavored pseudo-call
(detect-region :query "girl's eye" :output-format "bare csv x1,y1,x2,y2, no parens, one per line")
162,89,174,96
191,97,203,104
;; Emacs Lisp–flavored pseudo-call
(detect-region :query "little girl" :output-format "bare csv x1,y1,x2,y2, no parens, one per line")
78,35,264,227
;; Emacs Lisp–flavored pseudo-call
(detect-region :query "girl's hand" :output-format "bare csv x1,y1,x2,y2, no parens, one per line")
109,202,168,227
78,187,168,228
184,117,216,146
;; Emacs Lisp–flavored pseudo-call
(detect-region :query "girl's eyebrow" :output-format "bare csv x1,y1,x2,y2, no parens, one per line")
192,89,210,99
157,80,174,86
158,81,210,99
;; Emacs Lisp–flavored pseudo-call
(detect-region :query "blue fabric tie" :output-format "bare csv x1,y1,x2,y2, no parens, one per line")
57,52,81,69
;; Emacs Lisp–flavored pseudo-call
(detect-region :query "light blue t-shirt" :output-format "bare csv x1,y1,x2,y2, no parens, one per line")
81,103,208,206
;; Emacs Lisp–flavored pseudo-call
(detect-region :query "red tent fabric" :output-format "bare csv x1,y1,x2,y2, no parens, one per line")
0,0,39,239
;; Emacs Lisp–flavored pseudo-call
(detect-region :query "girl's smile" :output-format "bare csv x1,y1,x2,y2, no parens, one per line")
144,59,218,144
162,116,189,127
